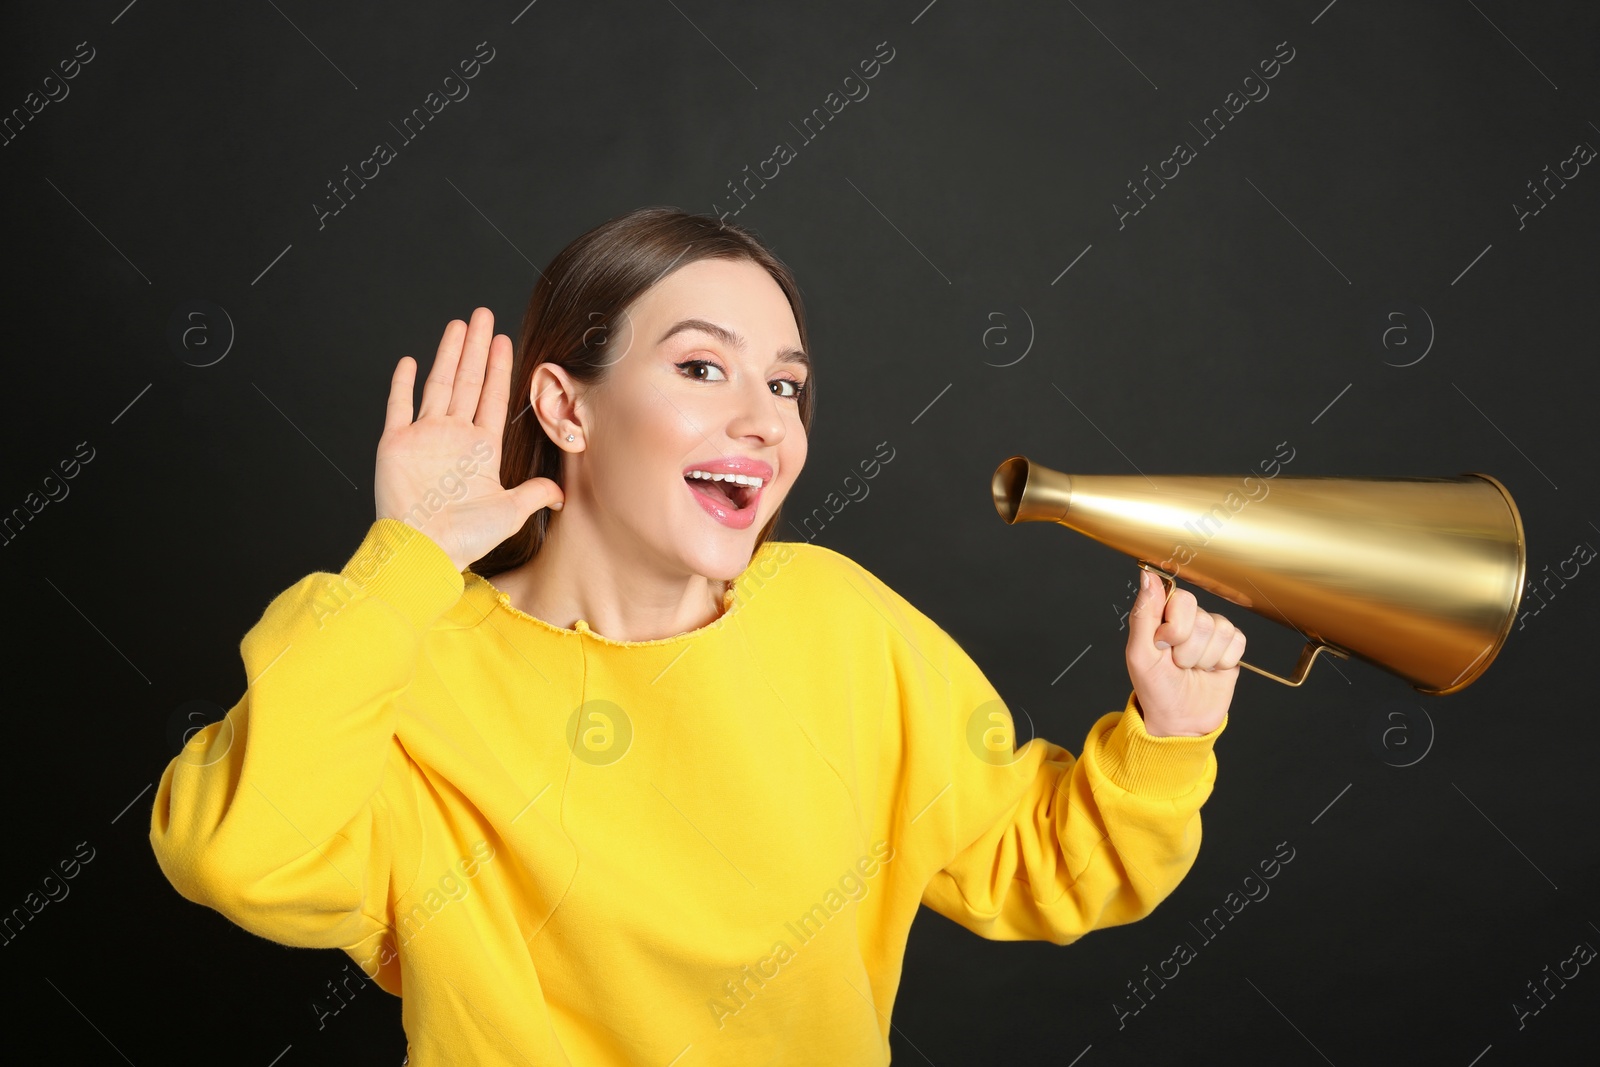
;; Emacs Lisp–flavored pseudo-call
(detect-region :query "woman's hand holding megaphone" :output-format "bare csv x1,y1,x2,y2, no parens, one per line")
1125,568,1244,737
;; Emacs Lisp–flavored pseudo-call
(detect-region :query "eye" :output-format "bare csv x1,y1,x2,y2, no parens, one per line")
676,358,726,382
678,359,808,402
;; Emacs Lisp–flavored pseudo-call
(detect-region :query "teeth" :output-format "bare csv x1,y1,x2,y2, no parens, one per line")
686,470,765,489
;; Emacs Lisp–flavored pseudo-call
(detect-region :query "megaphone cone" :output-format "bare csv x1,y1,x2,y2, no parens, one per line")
991,457,1525,694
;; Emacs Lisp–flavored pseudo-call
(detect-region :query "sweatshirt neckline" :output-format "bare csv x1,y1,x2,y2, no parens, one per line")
464,544,783,648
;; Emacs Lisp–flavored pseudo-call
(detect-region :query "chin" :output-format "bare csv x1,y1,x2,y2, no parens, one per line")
678,537,759,583
673,490,786,579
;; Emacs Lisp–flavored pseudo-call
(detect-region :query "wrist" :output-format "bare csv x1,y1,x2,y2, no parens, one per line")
376,517,469,574
1132,691,1211,738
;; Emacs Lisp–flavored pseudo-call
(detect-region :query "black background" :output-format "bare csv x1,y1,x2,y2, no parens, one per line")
3,1,1596,1064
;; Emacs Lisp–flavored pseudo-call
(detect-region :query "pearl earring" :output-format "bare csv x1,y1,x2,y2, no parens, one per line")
566,434,575,441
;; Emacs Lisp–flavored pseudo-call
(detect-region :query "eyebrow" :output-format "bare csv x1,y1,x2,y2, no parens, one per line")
656,318,810,369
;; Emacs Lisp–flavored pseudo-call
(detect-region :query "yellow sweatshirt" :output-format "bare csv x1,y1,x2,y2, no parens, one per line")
150,518,1225,1065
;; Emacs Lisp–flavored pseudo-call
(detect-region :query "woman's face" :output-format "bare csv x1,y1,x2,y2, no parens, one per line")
539,256,809,583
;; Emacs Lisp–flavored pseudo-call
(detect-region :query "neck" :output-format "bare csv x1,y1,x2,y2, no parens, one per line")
498,509,729,642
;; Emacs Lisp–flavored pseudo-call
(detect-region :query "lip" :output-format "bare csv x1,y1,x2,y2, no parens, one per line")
683,456,771,531
681,456,774,481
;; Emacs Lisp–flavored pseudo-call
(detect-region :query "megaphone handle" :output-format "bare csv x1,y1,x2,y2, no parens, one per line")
1136,560,1350,688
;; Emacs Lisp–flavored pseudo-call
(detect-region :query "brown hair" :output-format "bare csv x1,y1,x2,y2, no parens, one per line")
470,205,814,579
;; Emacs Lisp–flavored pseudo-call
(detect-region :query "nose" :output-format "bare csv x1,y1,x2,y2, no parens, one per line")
725,371,787,446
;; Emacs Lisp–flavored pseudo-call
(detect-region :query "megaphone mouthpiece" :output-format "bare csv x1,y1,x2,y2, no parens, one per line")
992,455,1071,525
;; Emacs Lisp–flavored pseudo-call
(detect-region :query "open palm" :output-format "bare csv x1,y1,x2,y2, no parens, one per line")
375,307,563,572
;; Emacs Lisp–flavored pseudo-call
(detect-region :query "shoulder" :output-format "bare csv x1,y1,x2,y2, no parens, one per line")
743,539,889,591
737,540,929,632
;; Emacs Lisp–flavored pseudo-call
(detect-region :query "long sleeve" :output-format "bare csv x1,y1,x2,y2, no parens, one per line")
854,561,1226,946
149,518,466,958
920,688,1224,944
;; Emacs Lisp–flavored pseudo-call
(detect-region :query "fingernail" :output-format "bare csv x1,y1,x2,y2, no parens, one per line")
1155,639,1171,650
1140,570,1152,593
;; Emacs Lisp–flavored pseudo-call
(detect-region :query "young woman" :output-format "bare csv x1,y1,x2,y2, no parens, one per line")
151,207,1243,1065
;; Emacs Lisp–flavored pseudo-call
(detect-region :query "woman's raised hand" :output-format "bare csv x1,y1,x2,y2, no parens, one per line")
375,307,564,572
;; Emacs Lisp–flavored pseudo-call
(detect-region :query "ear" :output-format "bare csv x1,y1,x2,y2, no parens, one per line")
530,362,587,446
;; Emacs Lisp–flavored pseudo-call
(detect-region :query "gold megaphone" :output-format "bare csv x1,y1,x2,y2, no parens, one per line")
991,457,1526,694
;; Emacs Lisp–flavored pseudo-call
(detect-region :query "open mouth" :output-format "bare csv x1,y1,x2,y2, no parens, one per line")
684,473,757,511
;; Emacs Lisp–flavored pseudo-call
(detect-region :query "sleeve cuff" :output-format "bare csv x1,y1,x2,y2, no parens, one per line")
337,519,466,634
1093,689,1225,798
